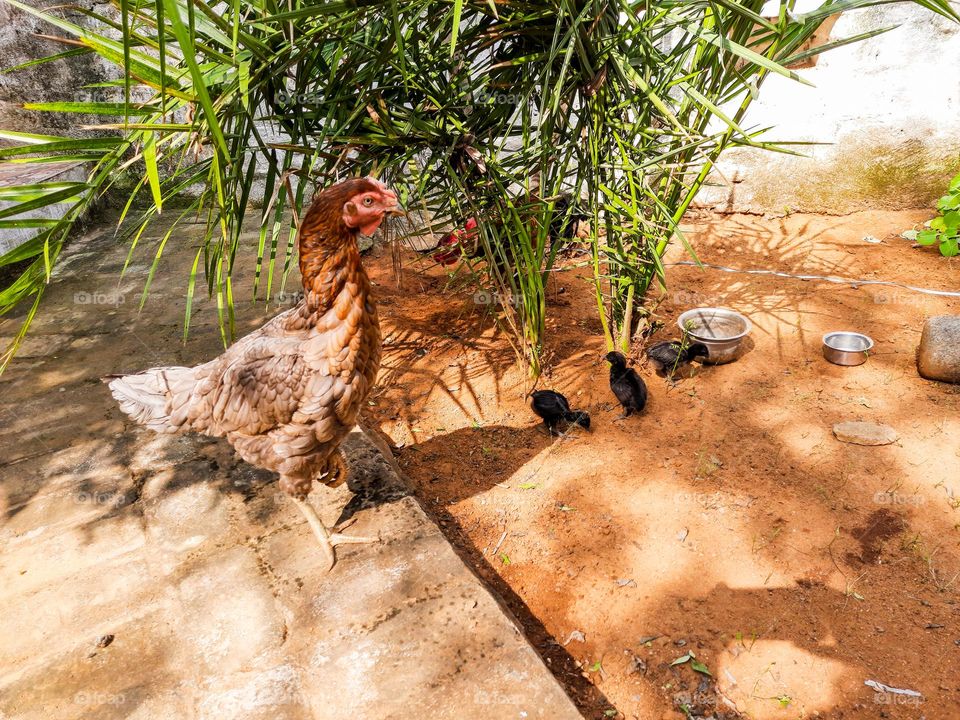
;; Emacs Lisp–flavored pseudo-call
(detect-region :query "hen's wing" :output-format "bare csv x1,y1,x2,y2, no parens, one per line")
645,341,679,368
611,369,647,411
531,390,570,418
183,300,374,437
626,370,648,410
180,303,363,436
172,308,303,436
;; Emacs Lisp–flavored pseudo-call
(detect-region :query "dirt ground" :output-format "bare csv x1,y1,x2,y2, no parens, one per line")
363,210,960,720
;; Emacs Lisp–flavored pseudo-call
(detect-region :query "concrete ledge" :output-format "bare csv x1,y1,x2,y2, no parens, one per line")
0,416,581,720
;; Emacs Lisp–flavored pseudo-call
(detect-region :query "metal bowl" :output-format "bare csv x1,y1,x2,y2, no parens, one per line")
677,307,752,365
822,331,874,366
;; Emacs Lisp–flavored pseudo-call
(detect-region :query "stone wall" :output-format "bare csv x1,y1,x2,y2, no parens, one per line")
1,2,958,215
0,0,116,138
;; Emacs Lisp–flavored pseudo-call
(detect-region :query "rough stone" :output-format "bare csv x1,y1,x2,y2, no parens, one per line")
917,315,960,384
832,421,899,446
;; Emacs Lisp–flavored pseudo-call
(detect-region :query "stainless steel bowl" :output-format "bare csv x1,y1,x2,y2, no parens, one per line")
677,307,752,365
822,331,874,366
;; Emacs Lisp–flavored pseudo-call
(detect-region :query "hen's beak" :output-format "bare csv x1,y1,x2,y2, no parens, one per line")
378,187,405,217
386,199,407,218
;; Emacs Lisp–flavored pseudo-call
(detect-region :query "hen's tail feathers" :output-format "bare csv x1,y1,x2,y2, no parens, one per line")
105,367,197,434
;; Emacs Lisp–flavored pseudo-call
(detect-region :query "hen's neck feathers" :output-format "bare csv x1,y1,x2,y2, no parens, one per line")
297,195,368,311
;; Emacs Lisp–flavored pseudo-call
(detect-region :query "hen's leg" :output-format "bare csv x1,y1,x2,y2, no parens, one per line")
318,451,380,544
289,498,378,571
290,497,338,569
281,455,379,572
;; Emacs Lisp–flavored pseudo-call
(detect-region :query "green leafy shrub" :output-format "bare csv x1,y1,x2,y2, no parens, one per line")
1,0,958,375
912,172,960,257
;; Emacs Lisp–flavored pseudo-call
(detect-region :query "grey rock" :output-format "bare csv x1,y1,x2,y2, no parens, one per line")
917,315,960,383
833,421,898,446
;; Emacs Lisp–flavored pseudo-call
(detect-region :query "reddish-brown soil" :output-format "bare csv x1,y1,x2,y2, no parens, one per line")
363,210,960,720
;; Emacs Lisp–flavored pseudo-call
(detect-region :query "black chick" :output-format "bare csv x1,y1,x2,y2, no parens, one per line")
645,340,709,376
530,390,591,435
604,351,647,418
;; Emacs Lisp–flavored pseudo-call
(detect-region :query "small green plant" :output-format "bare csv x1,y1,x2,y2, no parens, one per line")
671,651,711,676
906,170,960,256
666,326,696,378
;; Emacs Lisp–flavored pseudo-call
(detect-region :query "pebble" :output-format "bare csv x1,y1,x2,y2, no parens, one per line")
832,421,898,446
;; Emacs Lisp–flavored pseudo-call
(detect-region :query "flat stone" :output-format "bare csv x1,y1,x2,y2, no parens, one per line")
917,315,960,383
833,421,898,446
196,665,312,720
142,475,233,556
0,332,75,358
173,547,288,676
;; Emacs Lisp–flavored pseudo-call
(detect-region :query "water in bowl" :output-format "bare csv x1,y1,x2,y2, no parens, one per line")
686,313,748,340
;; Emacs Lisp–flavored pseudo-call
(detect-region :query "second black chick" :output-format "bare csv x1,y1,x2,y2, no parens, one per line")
530,390,591,435
646,340,709,376
604,351,648,418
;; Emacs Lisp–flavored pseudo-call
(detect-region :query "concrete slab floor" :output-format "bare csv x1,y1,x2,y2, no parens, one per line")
0,211,582,720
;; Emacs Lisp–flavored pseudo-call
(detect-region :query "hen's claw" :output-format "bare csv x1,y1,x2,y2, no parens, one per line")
291,496,379,572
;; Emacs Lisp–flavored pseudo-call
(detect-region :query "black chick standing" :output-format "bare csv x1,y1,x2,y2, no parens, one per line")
530,390,591,435
604,351,648,418
646,340,709,376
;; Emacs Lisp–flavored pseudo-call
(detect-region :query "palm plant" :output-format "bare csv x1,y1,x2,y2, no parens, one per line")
0,0,956,374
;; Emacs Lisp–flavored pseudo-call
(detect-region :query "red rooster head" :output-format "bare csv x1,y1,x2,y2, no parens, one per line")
433,217,480,266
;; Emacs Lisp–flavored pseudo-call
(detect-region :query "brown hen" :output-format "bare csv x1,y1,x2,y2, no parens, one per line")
108,177,401,570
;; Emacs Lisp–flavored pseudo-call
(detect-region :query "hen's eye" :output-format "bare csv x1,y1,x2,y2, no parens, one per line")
363,197,373,206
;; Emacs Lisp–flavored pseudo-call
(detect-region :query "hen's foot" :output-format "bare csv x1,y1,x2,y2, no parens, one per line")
329,532,380,546
291,497,380,572
331,516,379,544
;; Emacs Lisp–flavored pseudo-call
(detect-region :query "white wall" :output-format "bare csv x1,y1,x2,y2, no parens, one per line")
695,5,960,214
